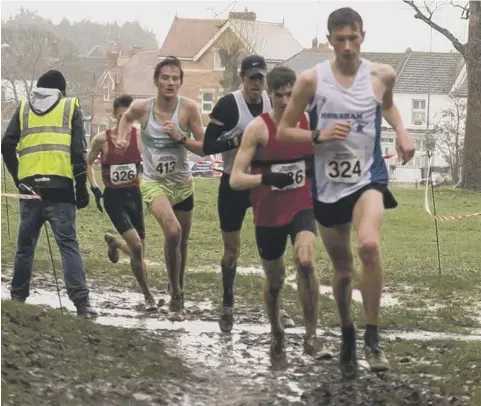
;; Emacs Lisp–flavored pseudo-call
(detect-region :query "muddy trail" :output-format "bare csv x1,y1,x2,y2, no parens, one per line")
1,273,477,406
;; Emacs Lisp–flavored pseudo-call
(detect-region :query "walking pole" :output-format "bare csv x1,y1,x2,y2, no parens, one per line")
44,223,64,314
2,162,11,240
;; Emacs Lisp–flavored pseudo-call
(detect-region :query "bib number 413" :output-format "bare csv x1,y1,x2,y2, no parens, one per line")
156,161,175,175
326,159,362,183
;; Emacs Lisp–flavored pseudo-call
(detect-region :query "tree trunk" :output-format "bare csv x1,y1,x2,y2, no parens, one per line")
460,1,481,192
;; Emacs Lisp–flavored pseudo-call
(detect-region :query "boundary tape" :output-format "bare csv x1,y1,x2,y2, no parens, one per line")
424,156,481,221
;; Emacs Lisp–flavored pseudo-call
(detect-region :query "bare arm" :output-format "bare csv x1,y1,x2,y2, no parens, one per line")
86,132,105,188
183,100,205,156
381,65,406,133
229,119,263,191
277,69,317,144
117,99,147,145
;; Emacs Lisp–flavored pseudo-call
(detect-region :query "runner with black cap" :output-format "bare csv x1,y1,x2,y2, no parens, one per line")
203,55,292,333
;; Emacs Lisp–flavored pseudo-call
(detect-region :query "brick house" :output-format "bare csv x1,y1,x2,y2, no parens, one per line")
158,8,303,124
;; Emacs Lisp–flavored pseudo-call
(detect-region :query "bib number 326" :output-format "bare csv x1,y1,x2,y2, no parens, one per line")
110,163,137,185
325,153,363,184
270,160,306,191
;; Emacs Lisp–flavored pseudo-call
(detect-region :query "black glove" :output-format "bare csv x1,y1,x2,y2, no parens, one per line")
75,184,90,209
90,185,104,213
261,172,294,189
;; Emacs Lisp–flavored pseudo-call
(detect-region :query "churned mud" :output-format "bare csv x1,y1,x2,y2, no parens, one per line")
2,269,480,405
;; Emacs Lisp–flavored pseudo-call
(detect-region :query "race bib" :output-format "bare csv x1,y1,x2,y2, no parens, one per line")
324,151,364,184
154,154,177,177
110,163,137,185
270,160,306,191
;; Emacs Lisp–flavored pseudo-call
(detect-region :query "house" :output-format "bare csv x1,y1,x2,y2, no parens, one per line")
157,8,303,124
282,42,467,182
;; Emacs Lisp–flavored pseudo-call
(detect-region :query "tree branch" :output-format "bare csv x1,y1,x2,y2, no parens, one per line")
402,0,467,56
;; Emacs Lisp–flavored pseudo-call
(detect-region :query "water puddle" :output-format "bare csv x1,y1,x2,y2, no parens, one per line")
284,275,401,307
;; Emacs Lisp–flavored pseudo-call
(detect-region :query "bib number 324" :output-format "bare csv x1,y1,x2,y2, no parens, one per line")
270,160,306,191
325,154,363,184
110,163,137,185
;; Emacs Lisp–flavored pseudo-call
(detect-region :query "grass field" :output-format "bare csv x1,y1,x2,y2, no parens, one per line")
2,170,481,404
2,170,480,333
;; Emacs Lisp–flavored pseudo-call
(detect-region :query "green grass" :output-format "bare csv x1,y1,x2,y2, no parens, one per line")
2,170,481,332
1,300,187,405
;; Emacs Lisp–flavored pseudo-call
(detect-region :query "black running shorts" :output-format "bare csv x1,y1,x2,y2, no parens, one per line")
255,209,318,261
218,172,251,233
313,183,398,228
103,187,145,239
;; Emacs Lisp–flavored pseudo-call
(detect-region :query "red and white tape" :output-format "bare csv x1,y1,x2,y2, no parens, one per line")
424,156,481,221
1,193,41,200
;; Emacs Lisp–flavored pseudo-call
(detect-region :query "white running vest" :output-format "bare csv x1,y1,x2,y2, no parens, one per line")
141,97,191,185
311,59,388,203
218,89,272,174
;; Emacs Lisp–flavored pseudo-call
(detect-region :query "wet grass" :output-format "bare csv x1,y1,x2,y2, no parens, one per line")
386,339,481,405
2,170,481,334
1,300,188,406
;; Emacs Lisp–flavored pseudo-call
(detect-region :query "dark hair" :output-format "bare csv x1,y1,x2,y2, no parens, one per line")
113,94,133,113
327,7,363,34
37,70,67,96
266,66,296,93
154,56,184,83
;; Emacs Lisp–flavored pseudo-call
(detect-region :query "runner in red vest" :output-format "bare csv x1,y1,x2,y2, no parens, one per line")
87,95,157,311
229,66,332,361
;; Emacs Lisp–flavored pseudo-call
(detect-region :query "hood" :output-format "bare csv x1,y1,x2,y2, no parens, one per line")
28,87,63,115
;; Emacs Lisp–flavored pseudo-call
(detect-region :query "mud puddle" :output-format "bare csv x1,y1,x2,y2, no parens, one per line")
1,277,476,405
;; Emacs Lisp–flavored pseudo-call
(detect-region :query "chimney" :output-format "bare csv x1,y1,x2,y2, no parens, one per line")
229,7,256,21
311,37,318,50
317,42,329,50
106,51,119,68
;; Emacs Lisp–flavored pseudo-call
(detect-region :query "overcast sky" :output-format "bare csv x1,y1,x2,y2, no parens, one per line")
1,0,470,53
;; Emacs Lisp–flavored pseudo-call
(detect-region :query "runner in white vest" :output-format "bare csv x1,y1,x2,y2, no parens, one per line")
277,7,415,378
113,57,205,322
203,55,293,334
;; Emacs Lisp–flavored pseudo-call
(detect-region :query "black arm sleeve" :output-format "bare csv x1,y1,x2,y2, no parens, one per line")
70,103,87,187
202,94,240,155
1,107,21,185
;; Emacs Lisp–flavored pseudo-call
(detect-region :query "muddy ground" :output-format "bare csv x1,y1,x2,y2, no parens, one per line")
2,270,480,406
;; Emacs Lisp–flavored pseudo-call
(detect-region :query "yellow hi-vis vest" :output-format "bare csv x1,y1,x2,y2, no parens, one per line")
17,97,78,181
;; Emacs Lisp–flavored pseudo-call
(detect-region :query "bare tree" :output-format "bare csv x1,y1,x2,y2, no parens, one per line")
432,96,467,183
1,25,77,105
402,1,481,192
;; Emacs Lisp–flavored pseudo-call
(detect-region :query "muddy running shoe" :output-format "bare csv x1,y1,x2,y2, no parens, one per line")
365,343,390,372
218,306,234,333
167,282,184,310
104,233,119,264
144,296,158,312
269,334,286,361
167,295,185,322
340,339,358,379
303,335,333,360
280,309,295,328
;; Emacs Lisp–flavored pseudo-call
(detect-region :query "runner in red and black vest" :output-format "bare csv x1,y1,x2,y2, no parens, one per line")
230,66,332,361
87,95,157,311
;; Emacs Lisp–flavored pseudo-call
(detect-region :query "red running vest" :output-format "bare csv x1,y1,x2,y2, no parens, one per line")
101,127,142,188
250,112,314,228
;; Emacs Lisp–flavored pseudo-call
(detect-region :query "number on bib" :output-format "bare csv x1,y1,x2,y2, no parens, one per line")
110,163,137,185
270,160,306,191
324,152,363,184
154,155,176,177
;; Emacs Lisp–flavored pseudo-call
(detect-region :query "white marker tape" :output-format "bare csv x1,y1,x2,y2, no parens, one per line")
424,155,481,221
1,193,41,200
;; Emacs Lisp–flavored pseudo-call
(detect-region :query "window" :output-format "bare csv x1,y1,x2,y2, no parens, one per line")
415,138,424,151
412,99,426,125
214,50,225,71
102,83,111,101
201,91,214,113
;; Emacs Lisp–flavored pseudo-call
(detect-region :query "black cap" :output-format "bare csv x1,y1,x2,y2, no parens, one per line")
240,54,267,77
37,70,67,96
